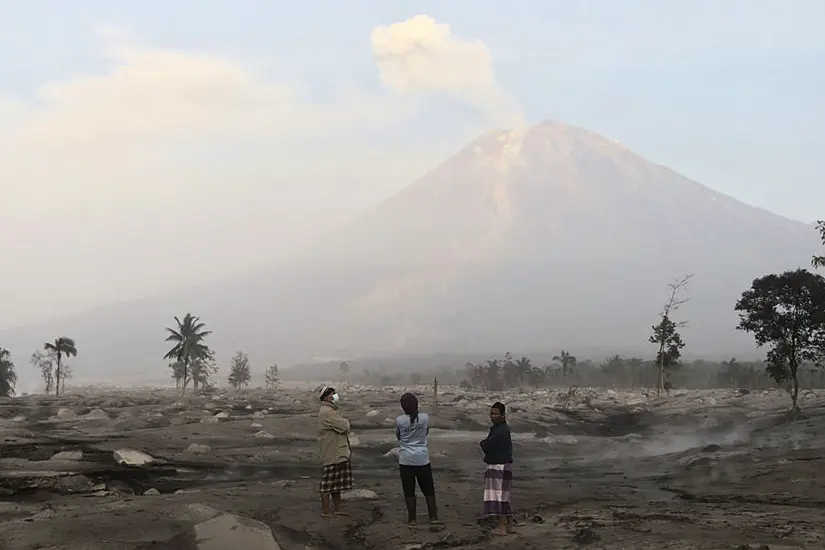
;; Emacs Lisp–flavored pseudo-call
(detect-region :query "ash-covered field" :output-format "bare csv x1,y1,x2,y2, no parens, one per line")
1,384,823,549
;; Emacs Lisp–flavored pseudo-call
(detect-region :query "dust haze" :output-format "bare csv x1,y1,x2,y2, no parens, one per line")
2,9,825,550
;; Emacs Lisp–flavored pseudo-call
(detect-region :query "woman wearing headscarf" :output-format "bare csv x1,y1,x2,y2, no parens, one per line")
480,401,513,536
395,392,441,525
317,385,353,518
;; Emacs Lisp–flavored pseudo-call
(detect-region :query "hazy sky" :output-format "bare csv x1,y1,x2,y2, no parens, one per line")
2,0,823,329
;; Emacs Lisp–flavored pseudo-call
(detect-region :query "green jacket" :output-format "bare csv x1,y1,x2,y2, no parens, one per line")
318,402,352,466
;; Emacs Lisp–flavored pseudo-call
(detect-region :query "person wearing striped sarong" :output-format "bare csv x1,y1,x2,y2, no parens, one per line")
318,386,354,518
480,401,513,536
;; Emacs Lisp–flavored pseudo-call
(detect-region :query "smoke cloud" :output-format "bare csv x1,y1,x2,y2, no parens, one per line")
371,15,524,128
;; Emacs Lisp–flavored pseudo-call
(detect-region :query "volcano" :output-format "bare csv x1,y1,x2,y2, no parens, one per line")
1,120,818,383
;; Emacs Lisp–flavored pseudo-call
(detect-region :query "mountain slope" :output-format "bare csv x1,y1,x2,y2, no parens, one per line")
1,120,818,387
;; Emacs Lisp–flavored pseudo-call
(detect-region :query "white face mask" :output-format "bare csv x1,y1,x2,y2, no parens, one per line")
331,393,340,404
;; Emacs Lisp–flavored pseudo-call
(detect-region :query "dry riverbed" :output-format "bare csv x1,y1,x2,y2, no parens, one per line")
1,384,823,549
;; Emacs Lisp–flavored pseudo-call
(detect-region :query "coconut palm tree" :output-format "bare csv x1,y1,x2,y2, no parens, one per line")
0,348,17,397
44,337,77,397
553,350,577,381
164,313,212,396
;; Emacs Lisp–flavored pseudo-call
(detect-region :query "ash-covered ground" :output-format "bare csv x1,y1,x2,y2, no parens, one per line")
1,384,823,549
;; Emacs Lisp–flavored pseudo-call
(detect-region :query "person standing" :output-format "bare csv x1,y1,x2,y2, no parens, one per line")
396,392,442,525
318,386,353,518
480,401,513,536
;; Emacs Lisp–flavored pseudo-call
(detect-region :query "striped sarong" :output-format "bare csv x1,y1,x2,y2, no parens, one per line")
483,463,512,516
319,460,354,494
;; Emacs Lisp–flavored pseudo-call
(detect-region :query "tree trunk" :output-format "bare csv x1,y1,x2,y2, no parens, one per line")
656,343,665,397
55,355,62,398
791,367,800,417
180,358,189,397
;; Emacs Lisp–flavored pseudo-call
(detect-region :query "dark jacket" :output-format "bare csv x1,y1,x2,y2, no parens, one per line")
480,421,513,464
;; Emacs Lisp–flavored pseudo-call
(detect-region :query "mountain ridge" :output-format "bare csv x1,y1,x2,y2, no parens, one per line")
2,119,819,389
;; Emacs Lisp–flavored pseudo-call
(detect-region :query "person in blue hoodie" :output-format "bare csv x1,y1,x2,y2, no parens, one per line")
395,392,442,525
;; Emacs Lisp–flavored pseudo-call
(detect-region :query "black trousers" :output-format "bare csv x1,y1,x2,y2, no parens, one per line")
399,463,435,497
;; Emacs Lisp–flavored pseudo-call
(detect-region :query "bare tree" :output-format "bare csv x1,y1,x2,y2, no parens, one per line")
265,364,279,390
31,350,54,395
650,274,693,397
813,220,824,268
58,363,73,395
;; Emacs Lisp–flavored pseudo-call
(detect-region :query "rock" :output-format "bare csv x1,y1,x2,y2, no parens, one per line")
250,422,263,428
193,513,281,550
179,503,222,523
254,430,276,439
341,489,378,501
51,450,83,460
366,410,380,418
572,527,600,544
348,435,360,447
187,444,211,454
11,416,26,422
83,408,109,420
200,417,220,424
113,449,155,466
214,412,229,419
56,408,76,419
143,488,161,495
252,411,266,418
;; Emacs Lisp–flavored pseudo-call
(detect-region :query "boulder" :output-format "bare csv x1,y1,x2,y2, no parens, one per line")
193,513,281,550
113,449,155,466
56,408,76,419
51,450,83,461
254,430,275,439
187,444,211,454
341,489,378,501
83,408,109,420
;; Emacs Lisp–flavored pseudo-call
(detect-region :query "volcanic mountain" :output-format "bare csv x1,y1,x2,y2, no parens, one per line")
1,120,818,384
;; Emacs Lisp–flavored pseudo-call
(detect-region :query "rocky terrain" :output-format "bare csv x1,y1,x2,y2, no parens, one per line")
1,383,823,549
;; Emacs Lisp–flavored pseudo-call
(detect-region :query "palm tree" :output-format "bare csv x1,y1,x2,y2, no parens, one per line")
44,337,77,397
553,350,577,381
164,313,212,396
515,356,533,388
0,348,17,397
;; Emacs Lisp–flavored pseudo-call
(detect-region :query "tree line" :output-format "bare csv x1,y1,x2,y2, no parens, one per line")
163,313,279,396
1,220,824,401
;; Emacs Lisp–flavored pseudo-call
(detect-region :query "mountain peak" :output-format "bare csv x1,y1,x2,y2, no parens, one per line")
468,118,633,175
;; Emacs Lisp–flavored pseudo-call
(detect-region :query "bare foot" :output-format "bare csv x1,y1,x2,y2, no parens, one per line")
334,511,351,517
321,513,332,519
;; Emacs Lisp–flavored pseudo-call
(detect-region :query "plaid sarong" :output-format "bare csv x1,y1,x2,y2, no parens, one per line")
483,463,512,516
319,460,353,494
